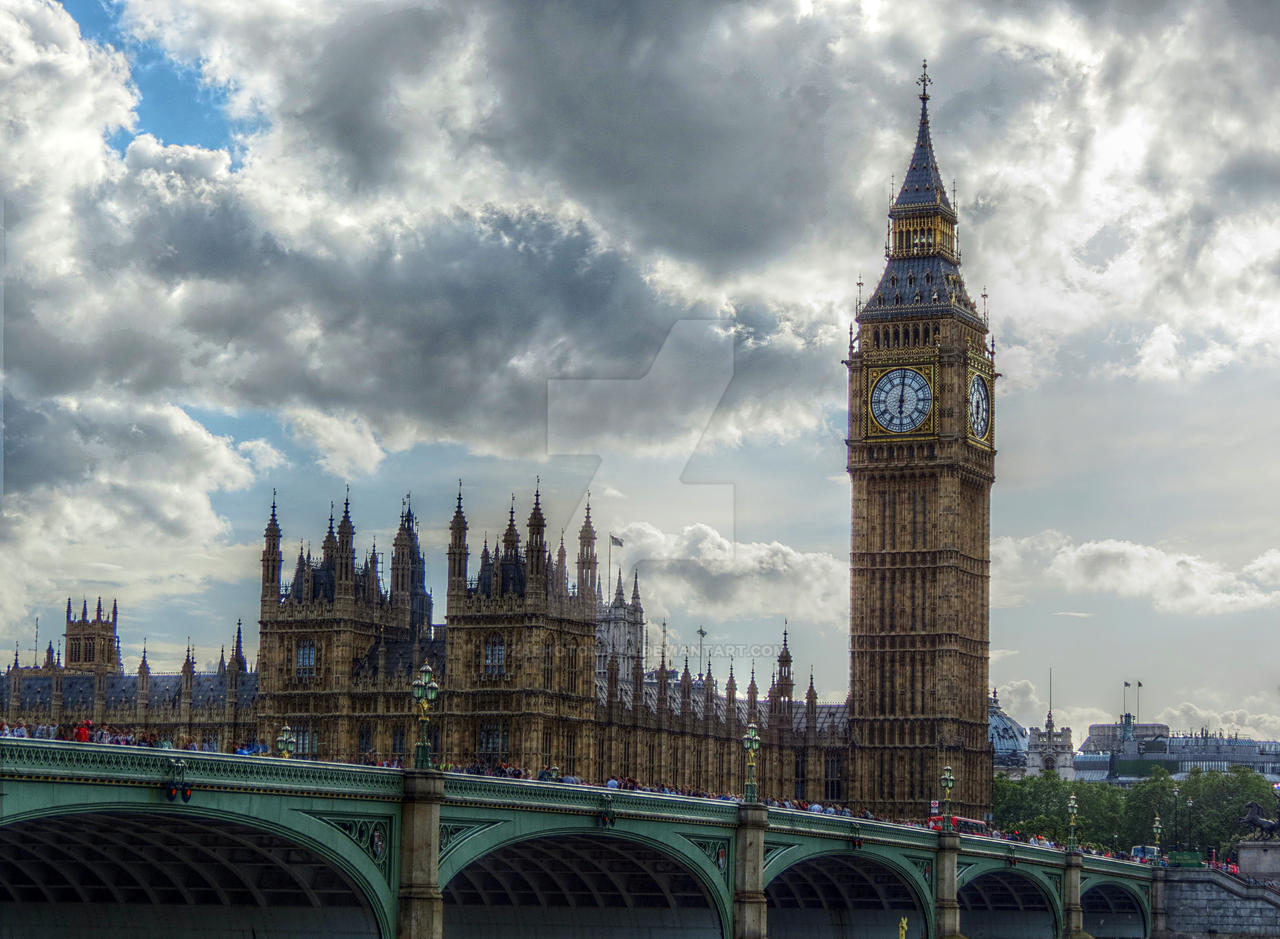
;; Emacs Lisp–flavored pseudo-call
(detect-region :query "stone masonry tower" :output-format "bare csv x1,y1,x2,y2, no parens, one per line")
846,62,996,818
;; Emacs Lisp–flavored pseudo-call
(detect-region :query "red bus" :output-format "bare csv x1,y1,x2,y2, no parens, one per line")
927,816,989,836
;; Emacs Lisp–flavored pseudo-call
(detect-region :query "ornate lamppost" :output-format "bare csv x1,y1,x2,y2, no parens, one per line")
411,661,440,770
1172,785,1180,850
939,765,955,831
275,723,296,759
1067,792,1079,852
1153,814,1163,854
742,722,761,803
1186,798,1194,852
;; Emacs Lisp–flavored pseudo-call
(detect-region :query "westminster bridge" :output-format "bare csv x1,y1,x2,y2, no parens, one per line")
0,740,1161,938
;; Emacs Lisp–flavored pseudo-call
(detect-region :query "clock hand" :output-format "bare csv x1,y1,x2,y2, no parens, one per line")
897,383,906,417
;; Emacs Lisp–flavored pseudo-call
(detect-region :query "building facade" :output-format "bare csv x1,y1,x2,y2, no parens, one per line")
255,495,442,763
1026,709,1076,780
844,63,996,817
5,600,256,751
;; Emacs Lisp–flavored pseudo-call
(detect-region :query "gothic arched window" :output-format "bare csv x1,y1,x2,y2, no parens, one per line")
484,634,506,678
296,639,317,678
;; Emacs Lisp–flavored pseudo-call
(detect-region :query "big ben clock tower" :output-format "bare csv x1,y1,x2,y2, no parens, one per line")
846,63,995,819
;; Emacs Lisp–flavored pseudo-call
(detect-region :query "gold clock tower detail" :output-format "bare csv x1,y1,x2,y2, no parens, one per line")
845,63,996,819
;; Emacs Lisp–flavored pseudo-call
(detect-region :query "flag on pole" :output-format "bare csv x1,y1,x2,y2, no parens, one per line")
1137,681,1143,688
1124,681,1131,687
610,534,624,547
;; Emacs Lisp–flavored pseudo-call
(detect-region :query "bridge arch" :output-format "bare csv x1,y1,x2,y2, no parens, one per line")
441,827,729,938
1081,878,1149,938
764,847,934,939
957,861,1062,939
0,800,395,938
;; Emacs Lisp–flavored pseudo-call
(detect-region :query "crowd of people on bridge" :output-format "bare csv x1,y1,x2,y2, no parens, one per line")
1,719,220,750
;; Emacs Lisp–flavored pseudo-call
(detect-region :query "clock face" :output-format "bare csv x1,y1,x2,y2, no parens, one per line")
870,368,933,433
969,374,990,439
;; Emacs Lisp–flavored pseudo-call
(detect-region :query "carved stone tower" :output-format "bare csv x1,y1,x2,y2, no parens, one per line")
441,489,599,778
846,63,996,818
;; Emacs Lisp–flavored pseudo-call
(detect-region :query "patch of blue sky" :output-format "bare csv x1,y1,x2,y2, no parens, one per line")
61,0,254,163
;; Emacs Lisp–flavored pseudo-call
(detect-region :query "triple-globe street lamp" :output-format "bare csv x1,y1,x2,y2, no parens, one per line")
1067,792,1079,852
275,723,296,759
742,723,761,803
939,765,955,831
412,661,441,770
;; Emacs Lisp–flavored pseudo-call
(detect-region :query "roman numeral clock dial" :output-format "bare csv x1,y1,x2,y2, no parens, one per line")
968,373,990,439
869,367,933,433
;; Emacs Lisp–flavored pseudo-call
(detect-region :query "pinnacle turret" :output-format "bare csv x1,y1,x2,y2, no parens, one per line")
860,61,980,324
892,59,953,214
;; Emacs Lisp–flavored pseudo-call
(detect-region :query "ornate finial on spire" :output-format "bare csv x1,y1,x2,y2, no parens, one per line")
271,488,278,521
918,58,932,104
457,478,464,510
329,502,335,531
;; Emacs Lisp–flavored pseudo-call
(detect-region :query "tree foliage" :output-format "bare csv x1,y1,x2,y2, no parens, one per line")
993,767,1276,857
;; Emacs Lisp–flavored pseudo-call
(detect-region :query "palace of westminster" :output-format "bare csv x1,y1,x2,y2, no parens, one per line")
0,68,1052,819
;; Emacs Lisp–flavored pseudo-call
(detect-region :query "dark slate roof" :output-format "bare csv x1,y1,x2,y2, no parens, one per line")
859,253,979,325
893,93,953,213
62,675,95,712
351,634,446,683
17,676,52,712
288,564,336,603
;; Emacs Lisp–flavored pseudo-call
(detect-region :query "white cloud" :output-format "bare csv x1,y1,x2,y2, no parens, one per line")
236,438,287,472
0,398,259,641
283,408,385,479
1244,549,1280,587
996,679,1112,738
1047,538,1277,616
616,521,846,631
990,530,1072,609
993,531,1280,616
1155,701,1280,743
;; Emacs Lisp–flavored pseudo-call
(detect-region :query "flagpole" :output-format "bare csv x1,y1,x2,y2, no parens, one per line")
1122,681,1127,719
1137,681,1141,725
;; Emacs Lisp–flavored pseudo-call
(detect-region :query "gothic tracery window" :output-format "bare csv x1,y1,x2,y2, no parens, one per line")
295,639,317,678
484,633,505,678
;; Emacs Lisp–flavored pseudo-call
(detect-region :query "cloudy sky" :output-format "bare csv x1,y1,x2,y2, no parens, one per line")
3,0,1280,742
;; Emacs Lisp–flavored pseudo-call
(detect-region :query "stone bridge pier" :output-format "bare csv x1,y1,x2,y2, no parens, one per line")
397,771,445,939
